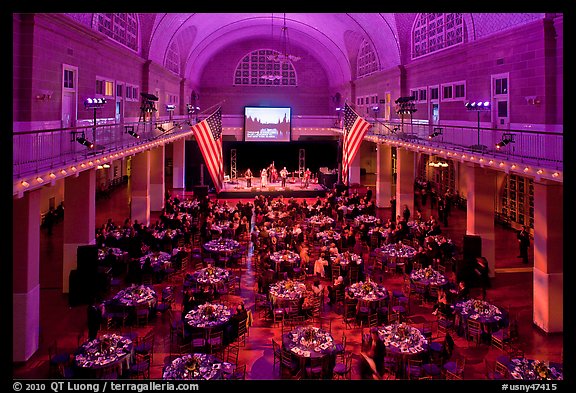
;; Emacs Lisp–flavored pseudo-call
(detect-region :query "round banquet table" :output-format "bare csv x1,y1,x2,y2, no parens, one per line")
330,252,362,269
409,267,449,287
74,334,134,378
203,239,242,255
506,358,563,380
316,230,341,244
111,284,158,309
184,266,230,289
163,352,235,380
379,243,417,260
307,215,335,229
140,251,172,271
346,281,388,304
354,214,378,227
453,299,508,337
185,302,231,329
282,325,337,378
269,279,307,308
378,323,429,357
270,250,301,272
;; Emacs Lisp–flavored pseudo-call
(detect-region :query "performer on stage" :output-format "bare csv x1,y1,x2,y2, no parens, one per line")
245,168,253,188
280,167,288,188
303,168,311,188
269,161,277,183
261,168,268,187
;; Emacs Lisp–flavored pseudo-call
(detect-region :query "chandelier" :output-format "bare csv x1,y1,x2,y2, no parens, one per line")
261,13,300,80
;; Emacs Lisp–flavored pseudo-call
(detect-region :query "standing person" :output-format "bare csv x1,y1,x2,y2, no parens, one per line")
245,168,253,188
87,299,104,340
360,327,387,379
260,168,268,188
303,168,311,188
402,204,411,222
44,208,55,235
390,196,397,222
517,226,530,264
474,256,491,300
280,167,288,188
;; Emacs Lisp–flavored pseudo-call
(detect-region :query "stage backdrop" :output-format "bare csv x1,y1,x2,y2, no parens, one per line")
186,139,339,190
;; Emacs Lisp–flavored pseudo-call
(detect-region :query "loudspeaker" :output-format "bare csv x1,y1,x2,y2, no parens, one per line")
68,270,92,306
77,244,98,275
193,185,208,198
463,234,482,261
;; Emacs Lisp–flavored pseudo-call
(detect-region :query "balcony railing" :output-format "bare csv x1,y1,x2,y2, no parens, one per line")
13,116,563,180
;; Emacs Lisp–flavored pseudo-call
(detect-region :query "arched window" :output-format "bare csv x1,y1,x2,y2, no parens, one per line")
233,49,297,86
412,13,464,59
357,39,378,78
93,13,138,52
165,41,180,75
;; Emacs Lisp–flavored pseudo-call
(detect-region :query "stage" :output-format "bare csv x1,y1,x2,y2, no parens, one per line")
217,178,329,199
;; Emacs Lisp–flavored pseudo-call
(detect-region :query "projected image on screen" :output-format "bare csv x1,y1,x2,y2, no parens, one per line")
244,107,291,142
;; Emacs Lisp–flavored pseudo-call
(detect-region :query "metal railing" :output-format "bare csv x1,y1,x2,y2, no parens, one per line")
13,116,192,179
369,120,563,170
13,116,563,180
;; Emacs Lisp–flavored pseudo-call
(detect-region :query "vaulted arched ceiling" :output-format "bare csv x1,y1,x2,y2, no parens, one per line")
146,13,404,87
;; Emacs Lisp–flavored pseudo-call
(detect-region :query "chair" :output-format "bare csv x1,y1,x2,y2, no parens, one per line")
367,313,379,328
318,316,332,334
333,351,353,380
134,330,155,361
466,319,483,347
272,338,282,371
485,358,506,380
334,332,347,356
406,358,424,379
280,348,299,377
437,314,455,335
356,299,371,326
127,354,151,379
226,345,239,364
231,364,247,380
419,321,434,341
443,355,466,378
235,316,248,347
349,266,360,284
48,340,71,378
343,299,358,329
491,325,511,352
134,303,150,326
444,369,462,380
304,355,326,379
156,287,175,315
331,265,341,281
334,288,345,310
206,329,224,358
178,341,192,356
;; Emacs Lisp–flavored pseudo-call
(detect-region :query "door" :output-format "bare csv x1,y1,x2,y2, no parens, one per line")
62,93,76,129
384,91,391,121
491,73,510,129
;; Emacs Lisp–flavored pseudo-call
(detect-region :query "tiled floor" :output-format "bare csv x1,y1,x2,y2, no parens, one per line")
13,181,563,381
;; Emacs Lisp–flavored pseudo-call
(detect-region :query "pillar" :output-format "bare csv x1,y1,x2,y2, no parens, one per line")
533,181,563,333
150,145,165,211
464,163,496,277
131,150,151,227
172,138,186,190
375,143,393,208
13,189,41,361
62,169,96,293
395,148,415,221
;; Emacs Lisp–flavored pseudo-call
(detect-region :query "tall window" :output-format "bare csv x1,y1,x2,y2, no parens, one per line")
165,41,180,75
233,49,297,86
412,13,464,59
63,70,75,89
357,39,378,78
93,13,138,51
501,175,534,228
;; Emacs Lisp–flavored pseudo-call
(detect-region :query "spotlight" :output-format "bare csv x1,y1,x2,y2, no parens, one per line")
84,97,107,109
428,128,443,139
76,136,94,148
128,129,140,139
166,104,176,111
465,100,490,111
495,133,515,149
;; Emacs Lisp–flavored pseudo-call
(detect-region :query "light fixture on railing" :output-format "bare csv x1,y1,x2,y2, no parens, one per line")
125,125,140,139
495,133,515,149
36,176,44,184
76,136,94,149
428,160,449,168
428,127,443,139
49,173,56,179
21,180,30,188
103,163,110,169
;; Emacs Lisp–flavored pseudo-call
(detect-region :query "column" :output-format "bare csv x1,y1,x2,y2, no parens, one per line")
172,138,186,190
131,150,151,227
62,169,96,293
348,149,361,185
395,148,415,221
464,163,496,277
150,145,165,211
375,143,393,208
13,189,41,361
533,181,563,333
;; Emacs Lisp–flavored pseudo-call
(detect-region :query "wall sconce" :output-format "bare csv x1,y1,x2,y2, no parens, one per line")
495,133,515,149
525,96,541,105
35,90,54,101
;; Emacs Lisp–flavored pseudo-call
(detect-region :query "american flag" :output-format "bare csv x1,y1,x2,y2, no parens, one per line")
342,103,371,185
191,107,224,193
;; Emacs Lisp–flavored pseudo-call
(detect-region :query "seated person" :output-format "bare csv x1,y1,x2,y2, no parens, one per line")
327,275,345,305
432,287,452,316
449,280,470,302
227,302,248,343
311,278,324,297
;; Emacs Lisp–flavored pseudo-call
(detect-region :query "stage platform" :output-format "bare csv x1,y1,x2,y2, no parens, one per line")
218,178,329,199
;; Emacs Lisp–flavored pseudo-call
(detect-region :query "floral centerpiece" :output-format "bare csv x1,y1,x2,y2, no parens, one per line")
533,361,550,379
205,265,215,276
184,355,201,373
424,267,434,278
362,281,375,293
203,305,215,317
284,280,295,291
